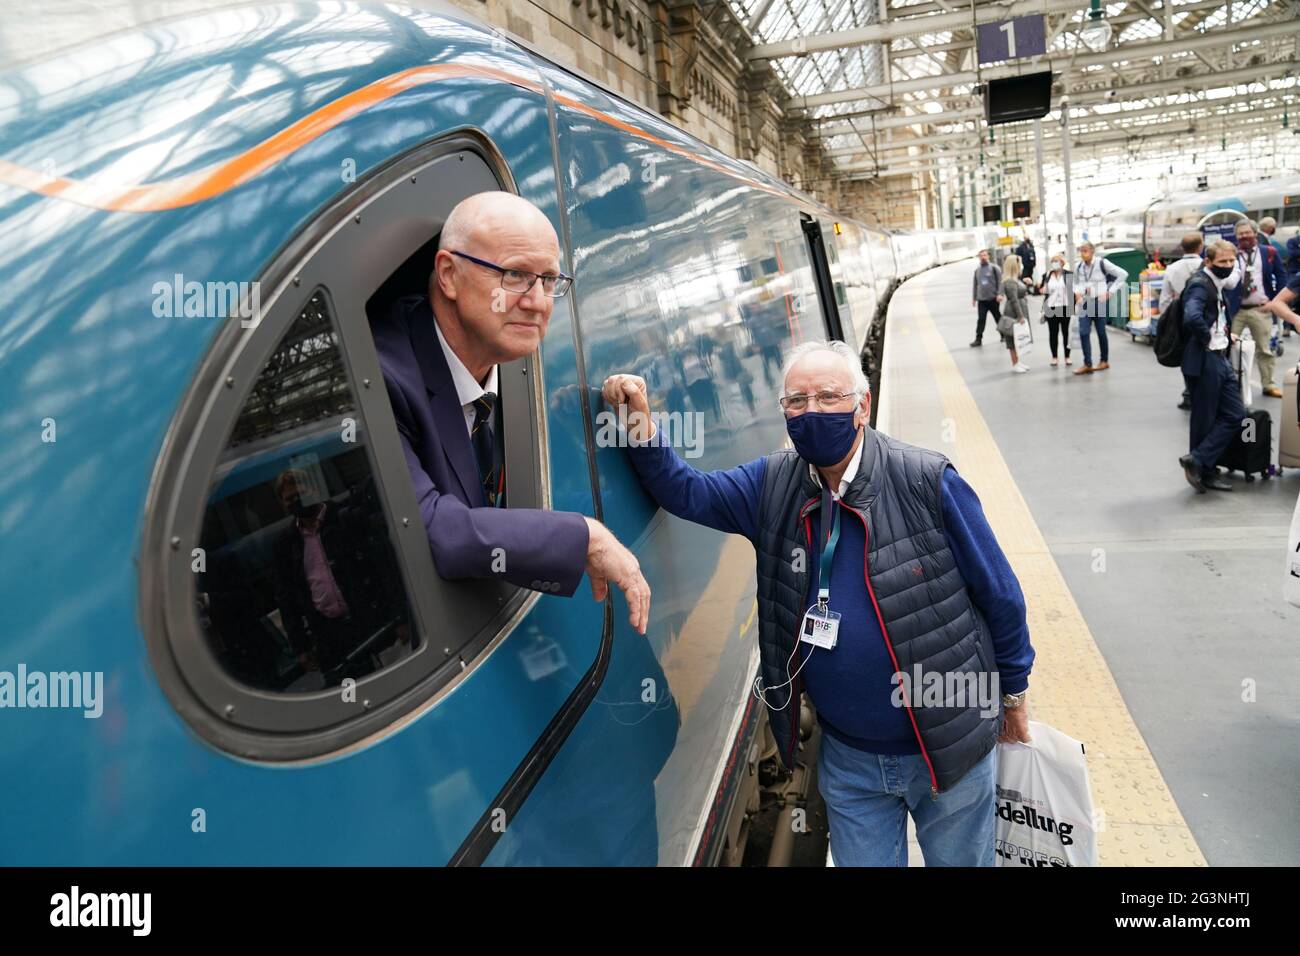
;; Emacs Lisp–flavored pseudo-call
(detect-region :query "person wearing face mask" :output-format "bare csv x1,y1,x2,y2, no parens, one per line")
1037,255,1073,366
1228,220,1288,399
602,341,1035,867
1178,240,1249,493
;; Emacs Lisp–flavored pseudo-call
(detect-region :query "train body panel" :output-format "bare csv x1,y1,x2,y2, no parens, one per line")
1099,174,1300,260
0,1,990,865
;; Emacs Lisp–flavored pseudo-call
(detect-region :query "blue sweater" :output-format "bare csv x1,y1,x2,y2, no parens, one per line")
625,432,1034,754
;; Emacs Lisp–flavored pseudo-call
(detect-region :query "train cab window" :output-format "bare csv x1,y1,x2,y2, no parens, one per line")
196,290,416,694
142,135,545,760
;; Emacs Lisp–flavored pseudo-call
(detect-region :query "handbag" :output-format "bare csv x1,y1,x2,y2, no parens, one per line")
1013,320,1033,355
995,721,1098,867
1230,334,1256,409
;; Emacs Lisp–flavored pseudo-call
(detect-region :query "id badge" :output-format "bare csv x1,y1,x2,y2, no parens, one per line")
800,606,840,650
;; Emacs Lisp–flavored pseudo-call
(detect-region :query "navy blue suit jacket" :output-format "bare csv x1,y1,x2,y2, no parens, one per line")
370,295,588,596
1180,272,1228,379
1226,243,1287,313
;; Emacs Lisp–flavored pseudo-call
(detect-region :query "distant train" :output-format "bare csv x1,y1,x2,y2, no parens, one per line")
1099,174,1300,260
0,2,991,866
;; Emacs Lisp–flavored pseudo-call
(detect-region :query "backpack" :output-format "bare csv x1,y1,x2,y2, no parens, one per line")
1154,273,1213,368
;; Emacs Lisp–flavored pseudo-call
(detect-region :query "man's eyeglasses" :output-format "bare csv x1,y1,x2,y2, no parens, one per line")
449,251,574,297
779,389,861,412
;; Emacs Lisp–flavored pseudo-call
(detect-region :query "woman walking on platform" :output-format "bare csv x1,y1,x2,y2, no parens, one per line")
1039,255,1073,366
1000,254,1030,373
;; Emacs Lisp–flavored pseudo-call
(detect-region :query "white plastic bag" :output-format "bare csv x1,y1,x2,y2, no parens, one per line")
1286,489,1300,608
1231,334,1256,408
994,721,1098,867
1013,320,1033,356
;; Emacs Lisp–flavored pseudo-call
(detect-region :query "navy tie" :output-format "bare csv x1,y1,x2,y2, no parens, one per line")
471,393,502,507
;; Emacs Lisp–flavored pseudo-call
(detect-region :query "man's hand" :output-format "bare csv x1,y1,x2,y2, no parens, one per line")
971,299,977,308
583,517,650,635
998,704,1031,744
601,373,653,443
1098,291,1110,303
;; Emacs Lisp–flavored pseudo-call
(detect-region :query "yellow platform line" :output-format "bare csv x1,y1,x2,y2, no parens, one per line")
883,270,1206,867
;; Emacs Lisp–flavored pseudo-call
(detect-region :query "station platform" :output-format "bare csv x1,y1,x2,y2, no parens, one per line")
875,259,1300,867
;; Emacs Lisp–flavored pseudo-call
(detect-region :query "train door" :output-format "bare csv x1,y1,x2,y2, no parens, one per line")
801,213,846,342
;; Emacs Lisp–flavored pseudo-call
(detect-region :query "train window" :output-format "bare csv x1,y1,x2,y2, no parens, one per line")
1283,206,1300,226
142,134,547,760
197,289,417,694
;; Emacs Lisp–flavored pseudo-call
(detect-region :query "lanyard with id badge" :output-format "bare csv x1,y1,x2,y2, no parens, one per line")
801,486,842,650
751,485,843,709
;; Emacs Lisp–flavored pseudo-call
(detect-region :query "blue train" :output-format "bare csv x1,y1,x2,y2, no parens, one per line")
0,1,989,865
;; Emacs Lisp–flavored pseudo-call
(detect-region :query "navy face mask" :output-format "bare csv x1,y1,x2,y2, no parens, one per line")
786,410,861,467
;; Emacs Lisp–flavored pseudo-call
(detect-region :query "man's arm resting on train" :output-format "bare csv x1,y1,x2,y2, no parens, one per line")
939,466,1034,741
603,374,764,541
396,431,650,633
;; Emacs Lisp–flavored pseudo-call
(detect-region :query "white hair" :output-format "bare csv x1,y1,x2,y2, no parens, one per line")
780,339,870,396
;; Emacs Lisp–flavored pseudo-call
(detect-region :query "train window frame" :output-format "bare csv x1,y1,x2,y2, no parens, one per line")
140,132,550,762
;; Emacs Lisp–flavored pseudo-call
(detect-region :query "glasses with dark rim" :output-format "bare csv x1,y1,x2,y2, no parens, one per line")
779,389,861,413
449,250,574,297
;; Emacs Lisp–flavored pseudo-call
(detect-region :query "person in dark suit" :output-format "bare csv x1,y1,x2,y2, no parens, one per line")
369,191,649,632
272,468,406,683
1015,235,1037,290
1179,240,1246,494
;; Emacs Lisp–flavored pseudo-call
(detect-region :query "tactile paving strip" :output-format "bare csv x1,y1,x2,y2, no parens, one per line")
875,270,1207,867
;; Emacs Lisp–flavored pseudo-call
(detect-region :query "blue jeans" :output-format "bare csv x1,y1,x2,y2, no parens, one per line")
1077,312,1108,366
818,732,997,866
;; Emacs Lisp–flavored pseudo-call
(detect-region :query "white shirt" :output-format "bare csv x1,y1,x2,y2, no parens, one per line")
434,319,499,436
1202,268,1231,351
1074,256,1128,305
1158,255,1205,312
1238,247,1267,306
808,433,865,499
1044,272,1069,309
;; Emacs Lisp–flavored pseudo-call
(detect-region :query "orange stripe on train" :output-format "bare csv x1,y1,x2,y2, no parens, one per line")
0,61,783,213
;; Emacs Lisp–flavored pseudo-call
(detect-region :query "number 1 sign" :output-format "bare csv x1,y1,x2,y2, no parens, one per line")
976,14,1047,66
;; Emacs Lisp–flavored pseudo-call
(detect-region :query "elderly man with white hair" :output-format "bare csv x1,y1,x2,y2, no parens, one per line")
603,341,1034,867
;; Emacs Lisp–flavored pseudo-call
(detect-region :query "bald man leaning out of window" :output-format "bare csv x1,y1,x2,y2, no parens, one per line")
370,191,650,634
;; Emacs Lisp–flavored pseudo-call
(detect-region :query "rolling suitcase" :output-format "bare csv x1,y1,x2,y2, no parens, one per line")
1279,362,1300,471
1218,408,1273,481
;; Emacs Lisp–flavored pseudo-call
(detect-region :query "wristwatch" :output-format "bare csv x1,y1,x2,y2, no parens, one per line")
1001,689,1029,709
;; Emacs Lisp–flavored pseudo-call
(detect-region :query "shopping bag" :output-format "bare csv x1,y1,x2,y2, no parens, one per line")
1231,335,1256,409
1286,489,1300,608
1068,317,1081,354
1013,320,1033,356
994,720,1098,867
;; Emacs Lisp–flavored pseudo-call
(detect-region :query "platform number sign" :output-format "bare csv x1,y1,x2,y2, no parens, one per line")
977,15,1047,66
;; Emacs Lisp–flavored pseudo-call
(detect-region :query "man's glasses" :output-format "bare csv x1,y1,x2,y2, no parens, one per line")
779,389,861,412
449,251,574,297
